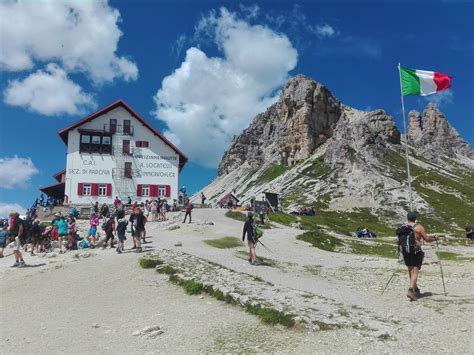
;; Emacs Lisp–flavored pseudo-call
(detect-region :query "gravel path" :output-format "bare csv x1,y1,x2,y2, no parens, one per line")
0,208,472,353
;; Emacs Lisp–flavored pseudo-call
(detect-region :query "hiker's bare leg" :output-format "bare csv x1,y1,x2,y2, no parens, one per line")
410,266,419,289
250,246,257,262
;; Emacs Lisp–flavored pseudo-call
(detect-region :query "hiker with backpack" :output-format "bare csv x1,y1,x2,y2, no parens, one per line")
242,212,259,265
102,215,116,249
396,211,439,301
129,207,145,252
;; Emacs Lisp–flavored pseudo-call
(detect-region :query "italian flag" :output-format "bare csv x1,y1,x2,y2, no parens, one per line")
400,66,452,96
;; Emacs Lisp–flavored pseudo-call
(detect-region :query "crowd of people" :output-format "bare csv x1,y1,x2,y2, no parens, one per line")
0,193,191,266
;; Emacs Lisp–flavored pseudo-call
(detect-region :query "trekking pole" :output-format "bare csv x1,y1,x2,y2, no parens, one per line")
434,238,447,296
381,257,402,296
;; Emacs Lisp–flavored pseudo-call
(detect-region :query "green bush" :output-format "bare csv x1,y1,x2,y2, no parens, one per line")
183,280,204,295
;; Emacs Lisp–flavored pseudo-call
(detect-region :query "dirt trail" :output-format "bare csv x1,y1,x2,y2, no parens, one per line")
0,209,473,353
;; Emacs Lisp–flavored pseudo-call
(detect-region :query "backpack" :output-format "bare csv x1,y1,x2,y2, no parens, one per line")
101,221,108,231
252,221,263,241
396,224,417,254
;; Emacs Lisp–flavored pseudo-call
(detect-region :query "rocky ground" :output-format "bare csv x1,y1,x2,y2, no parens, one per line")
0,208,473,353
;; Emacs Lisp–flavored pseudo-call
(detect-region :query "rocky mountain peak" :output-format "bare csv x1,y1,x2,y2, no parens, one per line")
408,103,472,159
218,75,342,175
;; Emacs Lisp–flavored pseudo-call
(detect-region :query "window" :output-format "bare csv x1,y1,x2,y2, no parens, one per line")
124,162,132,178
135,141,149,148
98,184,107,196
102,136,111,145
141,185,150,197
123,120,131,134
83,184,91,196
109,119,117,134
158,186,166,197
81,135,91,144
92,136,101,144
123,139,131,155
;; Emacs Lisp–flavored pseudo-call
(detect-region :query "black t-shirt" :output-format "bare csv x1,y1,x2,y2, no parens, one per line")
11,217,24,236
130,213,146,231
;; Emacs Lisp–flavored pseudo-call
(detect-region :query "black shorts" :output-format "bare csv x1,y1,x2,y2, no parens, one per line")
403,251,424,269
467,233,474,240
132,228,143,237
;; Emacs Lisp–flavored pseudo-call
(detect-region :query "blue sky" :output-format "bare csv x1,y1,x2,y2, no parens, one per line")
0,0,473,216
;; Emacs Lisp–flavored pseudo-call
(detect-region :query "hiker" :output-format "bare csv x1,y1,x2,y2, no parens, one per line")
88,213,100,248
0,220,7,258
160,199,167,221
242,212,258,265
183,202,193,223
397,211,439,301
28,219,42,256
151,200,158,222
465,224,473,245
129,207,145,252
103,215,116,249
116,215,128,254
201,192,206,207
93,201,99,215
100,203,109,219
56,215,68,254
127,196,132,206
114,196,120,209
9,212,26,267
67,217,77,250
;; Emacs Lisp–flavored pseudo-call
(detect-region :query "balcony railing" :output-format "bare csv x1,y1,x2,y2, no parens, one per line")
103,124,134,136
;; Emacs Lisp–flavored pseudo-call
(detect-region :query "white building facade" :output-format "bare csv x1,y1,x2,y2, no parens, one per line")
42,100,187,205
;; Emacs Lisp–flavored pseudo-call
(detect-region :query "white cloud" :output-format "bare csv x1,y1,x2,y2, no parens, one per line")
424,89,454,107
4,63,97,116
0,203,27,219
0,156,39,189
171,34,187,59
313,24,336,38
154,8,297,168
0,0,138,84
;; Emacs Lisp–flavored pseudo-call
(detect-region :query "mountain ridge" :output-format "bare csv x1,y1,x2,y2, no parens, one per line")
197,75,473,236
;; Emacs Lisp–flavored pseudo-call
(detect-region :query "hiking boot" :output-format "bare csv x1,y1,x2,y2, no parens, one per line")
116,248,122,254
11,261,20,268
407,288,417,301
19,261,26,268
415,287,421,297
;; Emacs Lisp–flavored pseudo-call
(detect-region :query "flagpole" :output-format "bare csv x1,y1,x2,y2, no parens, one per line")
398,63,413,211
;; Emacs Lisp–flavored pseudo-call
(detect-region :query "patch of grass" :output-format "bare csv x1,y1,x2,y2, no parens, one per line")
347,240,398,259
183,280,205,295
204,236,242,249
139,257,163,269
225,210,247,222
267,212,298,226
304,265,322,276
245,304,295,327
436,251,463,261
157,265,178,275
299,209,395,237
256,164,291,184
299,155,332,179
297,229,343,252
212,288,225,301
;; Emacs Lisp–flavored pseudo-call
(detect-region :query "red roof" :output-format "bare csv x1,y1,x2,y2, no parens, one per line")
53,169,66,182
57,99,188,170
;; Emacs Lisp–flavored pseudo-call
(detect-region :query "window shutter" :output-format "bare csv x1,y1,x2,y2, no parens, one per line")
150,185,157,197
137,184,142,197
165,185,171,197
106,184,112,196
91,183,99,196
77,183,84,196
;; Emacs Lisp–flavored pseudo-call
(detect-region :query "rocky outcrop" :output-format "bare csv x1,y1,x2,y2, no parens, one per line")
408,103,472,159
218,75,341,175
325,107,400,167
